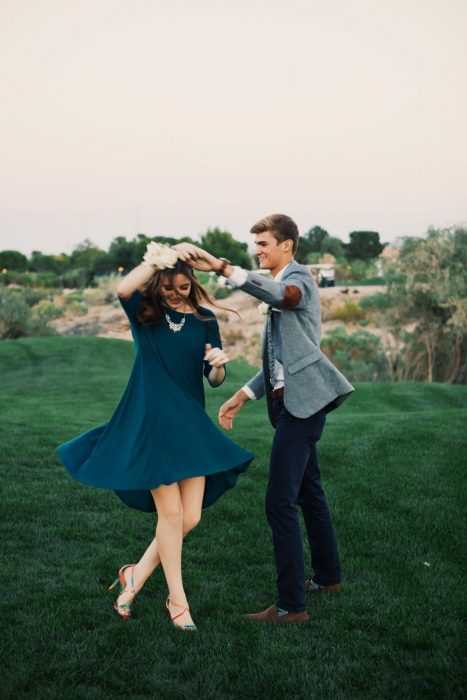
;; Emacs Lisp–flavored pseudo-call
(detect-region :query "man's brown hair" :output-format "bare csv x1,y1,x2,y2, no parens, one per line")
250,214,299,254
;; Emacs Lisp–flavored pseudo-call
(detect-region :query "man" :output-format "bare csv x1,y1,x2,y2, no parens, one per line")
175,214,354,624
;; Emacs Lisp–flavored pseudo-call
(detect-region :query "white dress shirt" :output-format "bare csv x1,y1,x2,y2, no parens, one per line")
228,263,291,399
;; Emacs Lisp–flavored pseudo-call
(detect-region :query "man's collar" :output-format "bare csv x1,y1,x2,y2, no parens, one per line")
273,261,293,282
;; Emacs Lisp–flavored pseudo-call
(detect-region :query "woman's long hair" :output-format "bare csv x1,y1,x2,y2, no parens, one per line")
137,259,238,325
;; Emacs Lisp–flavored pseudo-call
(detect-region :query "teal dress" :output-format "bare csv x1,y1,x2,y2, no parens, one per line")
57,291,253,512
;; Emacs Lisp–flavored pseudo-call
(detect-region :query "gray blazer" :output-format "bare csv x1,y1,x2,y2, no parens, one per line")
241,260,354,425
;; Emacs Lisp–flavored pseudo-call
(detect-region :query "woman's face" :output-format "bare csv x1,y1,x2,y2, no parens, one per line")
159,273,192,309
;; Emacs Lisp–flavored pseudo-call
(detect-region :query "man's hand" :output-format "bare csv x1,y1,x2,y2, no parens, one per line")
218,390,249,431
173,243,220,272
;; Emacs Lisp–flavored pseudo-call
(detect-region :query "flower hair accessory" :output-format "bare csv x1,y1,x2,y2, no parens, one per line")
142,242,179,270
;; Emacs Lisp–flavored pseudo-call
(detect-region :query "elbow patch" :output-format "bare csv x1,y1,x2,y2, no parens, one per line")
283,285,302,308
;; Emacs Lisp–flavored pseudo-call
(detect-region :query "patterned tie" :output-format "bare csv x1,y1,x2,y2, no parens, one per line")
266,308,276,387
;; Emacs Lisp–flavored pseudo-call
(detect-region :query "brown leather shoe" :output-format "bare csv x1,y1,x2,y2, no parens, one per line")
305,579,342,593
243,604,308,624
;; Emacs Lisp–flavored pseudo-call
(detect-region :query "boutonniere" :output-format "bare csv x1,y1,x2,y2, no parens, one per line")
258,302,271,316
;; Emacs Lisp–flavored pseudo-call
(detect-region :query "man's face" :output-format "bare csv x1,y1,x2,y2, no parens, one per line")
254,231,291,270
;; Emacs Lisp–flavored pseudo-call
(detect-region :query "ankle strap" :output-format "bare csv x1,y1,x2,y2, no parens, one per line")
121,564,136,594
166,596,190,621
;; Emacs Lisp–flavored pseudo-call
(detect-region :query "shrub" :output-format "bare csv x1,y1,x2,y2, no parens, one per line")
222,328,244,343
83,288,109,305
331,300,365,323
0,288,31,338
357,277,385,285
359,293,392,312
82,275,119,305
61,268,89,289
28,304,58,337
32,272,59,288
0,288,57,339
67,301,88,316
335,260,380,283
62,320,100,336
95,275,119,303
22,289,50,307
31,300,64,319
214,286,233,300
195,272,211,286
1,271,60,288
64,293,84,304
321,325,389,381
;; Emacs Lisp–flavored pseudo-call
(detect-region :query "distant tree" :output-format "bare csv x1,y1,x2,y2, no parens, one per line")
29,251,70,274
296,226,340,264
306,252,321,265
200,228,252,269
108,236,137,272
305,226,330,252
69,240,110,285
132,234,153,265
297,227,347,263
345,231,385,260
321,236,346,259
93,253,113,276
0,250,28,272
373,226,467,383
70,239,104,268
295,236,314,264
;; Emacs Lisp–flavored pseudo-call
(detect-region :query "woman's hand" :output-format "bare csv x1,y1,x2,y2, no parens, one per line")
173,243,220,272
204,343,229,368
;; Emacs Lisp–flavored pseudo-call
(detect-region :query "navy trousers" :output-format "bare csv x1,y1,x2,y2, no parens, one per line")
265,398,341,612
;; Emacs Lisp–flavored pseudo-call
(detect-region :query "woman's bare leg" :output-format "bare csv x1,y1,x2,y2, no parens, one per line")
117,477,205,611
150,482,195,627
136,476,205,584
178,476,205,534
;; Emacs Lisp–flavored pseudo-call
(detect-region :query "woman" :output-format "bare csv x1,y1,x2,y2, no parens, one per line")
57,243,253,631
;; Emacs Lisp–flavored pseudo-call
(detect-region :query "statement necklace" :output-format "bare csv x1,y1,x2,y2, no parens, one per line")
164,306,187,333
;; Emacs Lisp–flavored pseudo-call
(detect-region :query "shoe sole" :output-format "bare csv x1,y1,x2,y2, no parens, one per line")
305,581,342,593
243,614,309,624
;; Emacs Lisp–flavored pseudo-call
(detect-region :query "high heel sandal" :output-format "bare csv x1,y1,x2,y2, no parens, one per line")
166,595,197,631
108,564,137,620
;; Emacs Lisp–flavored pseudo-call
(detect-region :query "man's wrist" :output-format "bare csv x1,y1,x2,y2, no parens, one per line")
222,263,234,278
237,388,250,402
215,257,231,276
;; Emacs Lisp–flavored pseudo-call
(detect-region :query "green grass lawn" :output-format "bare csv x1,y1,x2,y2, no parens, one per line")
1,337,466,699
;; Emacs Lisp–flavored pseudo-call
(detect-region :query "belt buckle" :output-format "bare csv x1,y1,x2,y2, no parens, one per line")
270,387,284,400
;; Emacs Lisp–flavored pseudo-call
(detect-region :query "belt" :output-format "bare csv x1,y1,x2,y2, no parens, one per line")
270,386,284,400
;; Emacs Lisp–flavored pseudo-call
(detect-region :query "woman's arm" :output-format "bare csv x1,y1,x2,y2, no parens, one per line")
117,263,154,299
207,365,226,387
204,343,228,387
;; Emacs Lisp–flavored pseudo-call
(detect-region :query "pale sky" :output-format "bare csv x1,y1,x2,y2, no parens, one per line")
1,0,466,256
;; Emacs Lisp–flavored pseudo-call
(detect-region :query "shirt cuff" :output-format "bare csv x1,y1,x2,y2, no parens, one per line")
227,266,248,287
241,384,256,400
